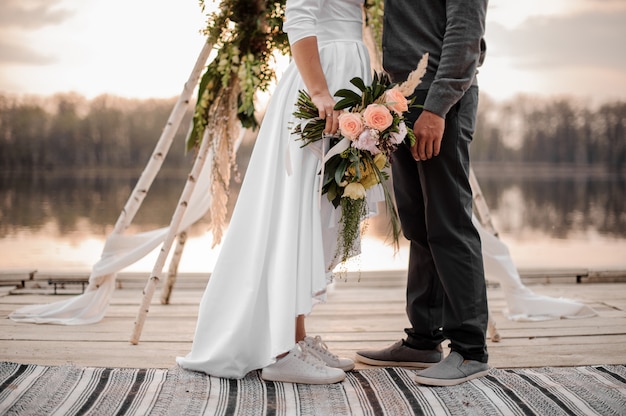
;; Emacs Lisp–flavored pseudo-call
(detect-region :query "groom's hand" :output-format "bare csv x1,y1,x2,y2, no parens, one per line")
411,110,445,161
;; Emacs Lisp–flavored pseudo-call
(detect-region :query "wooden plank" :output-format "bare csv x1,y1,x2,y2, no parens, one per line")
0,291,206,306
4,311,622,343
32,271,89,281
0,319,196,343
517,270,585,284
23,271,90,295
0,340,192,369
0,286,16,297
0,269,37,288
17,268,626,282
2,335,625,370
0,269,37,279
0,281,624,372
582,270,626,283
518,268,589,278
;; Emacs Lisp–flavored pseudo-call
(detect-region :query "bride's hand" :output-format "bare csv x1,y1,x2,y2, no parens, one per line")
290,37,337,135
311,92,338,135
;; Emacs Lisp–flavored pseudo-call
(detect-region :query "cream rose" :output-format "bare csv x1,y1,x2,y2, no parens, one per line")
342,182,366,200
338,112,364,140
363,104,393,131
385,87,409,114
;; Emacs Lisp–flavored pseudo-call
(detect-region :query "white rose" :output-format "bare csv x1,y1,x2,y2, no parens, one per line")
390,121,408,144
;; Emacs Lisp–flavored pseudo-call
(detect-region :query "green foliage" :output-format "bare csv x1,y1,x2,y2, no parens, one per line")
291,91,326,147
187,0,387,151
335,72,394,111
364,0,384,52
187,0,290,151
187,0,388,152
337,196,367,263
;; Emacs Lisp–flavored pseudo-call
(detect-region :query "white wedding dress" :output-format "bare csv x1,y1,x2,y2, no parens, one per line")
176,0,374,379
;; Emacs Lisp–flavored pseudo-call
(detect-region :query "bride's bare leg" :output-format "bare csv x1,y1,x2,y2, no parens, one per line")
276,315,307,359
296,314,306,342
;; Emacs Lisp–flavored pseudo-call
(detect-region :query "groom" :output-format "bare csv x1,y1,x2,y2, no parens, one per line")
356,1,490,386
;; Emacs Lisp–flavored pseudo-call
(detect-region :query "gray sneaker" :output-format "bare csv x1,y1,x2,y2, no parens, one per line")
355,340,443,368
414,351,490,386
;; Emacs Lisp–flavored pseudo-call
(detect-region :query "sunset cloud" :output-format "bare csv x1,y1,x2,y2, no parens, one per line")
487,8,626,71
478,3,626,101
0,0,73,29
0,40,55,65
0,0,74,66
0,0,624,101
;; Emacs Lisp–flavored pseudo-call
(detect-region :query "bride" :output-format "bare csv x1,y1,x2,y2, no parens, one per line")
176,0,374,384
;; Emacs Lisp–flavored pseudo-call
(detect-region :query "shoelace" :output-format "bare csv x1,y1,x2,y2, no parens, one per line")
295,341,326,369
307,336,339,360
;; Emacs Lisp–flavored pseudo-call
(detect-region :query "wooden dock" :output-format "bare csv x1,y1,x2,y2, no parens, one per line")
1,270,625,370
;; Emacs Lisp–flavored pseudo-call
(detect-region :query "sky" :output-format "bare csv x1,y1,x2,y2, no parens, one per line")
1,0,625,103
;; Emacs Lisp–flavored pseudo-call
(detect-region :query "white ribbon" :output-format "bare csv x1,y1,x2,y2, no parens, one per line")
318,136,351,208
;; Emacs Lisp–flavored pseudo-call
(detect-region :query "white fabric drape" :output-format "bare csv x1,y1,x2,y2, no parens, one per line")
475,215,596,321
9,154,215,325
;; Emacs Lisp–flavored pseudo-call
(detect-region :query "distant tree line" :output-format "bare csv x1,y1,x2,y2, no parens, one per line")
472,95,626,172
0,93,194,172
1,92,625,172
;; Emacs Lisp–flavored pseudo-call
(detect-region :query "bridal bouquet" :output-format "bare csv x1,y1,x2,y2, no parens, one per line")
292,58,427,263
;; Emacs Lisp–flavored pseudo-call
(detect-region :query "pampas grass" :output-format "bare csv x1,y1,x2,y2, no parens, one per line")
397,53,429,97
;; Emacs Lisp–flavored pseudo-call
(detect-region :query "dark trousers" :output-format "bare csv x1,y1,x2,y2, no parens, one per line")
391,86,489,363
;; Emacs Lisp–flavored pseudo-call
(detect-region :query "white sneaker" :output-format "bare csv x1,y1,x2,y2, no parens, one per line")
261,341,346,384
304,335,355,371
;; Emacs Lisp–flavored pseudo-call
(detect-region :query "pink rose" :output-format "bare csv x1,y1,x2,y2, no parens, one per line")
338,112,364,140
363,104,393,131
389,121,408,144
385,87,409,114
352,129,381,155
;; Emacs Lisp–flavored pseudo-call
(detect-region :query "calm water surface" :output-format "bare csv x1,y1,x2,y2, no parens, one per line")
1,168,625,272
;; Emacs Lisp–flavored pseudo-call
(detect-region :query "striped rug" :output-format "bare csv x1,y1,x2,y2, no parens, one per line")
1,362,625,415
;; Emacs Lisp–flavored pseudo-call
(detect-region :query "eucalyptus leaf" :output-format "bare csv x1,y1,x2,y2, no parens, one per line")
335,159,348,185
335,98,356,110
327,184,337,202
334,89,362,103
350,76,367,91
